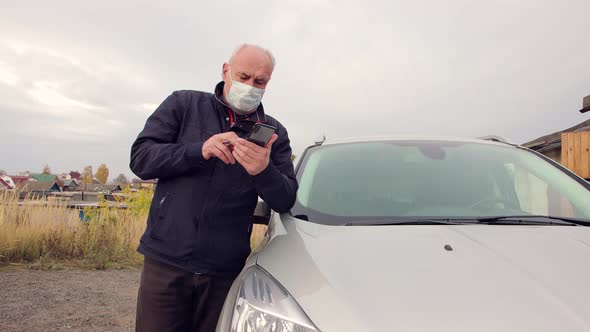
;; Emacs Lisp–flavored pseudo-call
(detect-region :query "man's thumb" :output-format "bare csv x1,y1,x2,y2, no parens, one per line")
266,134,279,148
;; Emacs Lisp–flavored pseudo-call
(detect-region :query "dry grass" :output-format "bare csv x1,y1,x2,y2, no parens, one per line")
0,190,268,270
0,190,146,269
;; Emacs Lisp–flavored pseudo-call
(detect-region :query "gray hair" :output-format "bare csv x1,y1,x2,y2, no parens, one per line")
229,43,276,69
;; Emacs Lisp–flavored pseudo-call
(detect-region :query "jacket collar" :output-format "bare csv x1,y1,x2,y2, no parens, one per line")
214,81,266,122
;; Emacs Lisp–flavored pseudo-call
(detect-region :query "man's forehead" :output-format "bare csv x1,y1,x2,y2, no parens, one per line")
231,47,273,75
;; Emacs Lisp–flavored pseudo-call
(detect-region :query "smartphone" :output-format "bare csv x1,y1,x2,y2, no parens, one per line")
247,123,276,147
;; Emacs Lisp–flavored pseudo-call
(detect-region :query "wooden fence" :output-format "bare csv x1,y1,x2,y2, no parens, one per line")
562,132,590,179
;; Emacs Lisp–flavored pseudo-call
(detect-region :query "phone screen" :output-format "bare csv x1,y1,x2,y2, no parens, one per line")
247,123,276,147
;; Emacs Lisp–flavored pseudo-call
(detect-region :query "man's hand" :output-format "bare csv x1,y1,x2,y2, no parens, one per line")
202,132,239,164
232,134,279,175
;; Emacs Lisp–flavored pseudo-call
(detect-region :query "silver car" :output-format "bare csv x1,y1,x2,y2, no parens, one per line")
217,137,590,332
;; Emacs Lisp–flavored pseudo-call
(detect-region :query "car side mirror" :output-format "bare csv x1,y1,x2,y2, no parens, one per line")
252,199,271,225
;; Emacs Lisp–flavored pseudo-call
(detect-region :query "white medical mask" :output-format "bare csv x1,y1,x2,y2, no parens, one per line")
225,69,265,114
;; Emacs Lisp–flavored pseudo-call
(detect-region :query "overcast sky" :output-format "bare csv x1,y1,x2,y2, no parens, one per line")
1,0,589,179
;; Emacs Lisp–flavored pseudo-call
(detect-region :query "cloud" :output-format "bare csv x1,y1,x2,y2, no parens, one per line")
0,0,589,178
8,41,83,69
134,103,159,115
0,38,161,135
0,62,20,86
27,81,105,112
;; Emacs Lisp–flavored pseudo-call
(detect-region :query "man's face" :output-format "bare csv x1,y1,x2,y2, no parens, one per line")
222,47,274,97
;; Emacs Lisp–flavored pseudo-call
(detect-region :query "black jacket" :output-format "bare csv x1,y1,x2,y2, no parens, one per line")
130,82,297,275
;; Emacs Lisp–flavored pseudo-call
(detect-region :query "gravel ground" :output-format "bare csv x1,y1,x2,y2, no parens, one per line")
0,267,141,331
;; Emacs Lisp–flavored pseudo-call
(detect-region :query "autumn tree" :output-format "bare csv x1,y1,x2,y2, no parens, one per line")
82,165,93,184
95,164,109,184
42,164,51,174
113,173,129,185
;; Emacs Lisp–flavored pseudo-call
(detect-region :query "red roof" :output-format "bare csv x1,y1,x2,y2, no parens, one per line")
10,176,32,186
69,171,82,180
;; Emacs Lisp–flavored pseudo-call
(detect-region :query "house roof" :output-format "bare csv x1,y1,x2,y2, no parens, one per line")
57,173,71,180
76,183,121,192
0,175,15,189
19,181,60,192
106,184,123,192
62,179,79,187
10,176,33,186
30,173,57,182
69,171,82,179
522,119,590,151
132,179,158,184
0,178,12,190
581,95,590,114
84,184,107,192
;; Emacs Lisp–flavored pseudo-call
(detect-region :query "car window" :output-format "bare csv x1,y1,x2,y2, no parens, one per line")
291,141,590,225
510,163,576,217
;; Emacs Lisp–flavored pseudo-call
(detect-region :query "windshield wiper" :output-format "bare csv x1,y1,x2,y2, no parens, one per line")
473,215,590,226
345,219,471,226
345,216,590,226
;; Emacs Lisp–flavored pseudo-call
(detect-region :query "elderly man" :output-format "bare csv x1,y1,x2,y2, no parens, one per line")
130,44,297,332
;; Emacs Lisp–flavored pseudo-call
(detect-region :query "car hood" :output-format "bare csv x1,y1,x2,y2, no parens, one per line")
256,215,590,332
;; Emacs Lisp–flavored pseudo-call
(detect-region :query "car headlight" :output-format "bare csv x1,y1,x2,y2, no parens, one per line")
231,265,319,332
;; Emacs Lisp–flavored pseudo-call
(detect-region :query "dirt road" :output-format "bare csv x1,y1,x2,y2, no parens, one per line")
0,267,141,331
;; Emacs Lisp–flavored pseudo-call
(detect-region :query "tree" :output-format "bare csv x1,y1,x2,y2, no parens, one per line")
113,173,129,185
69,171,82,180
0,169,6,176
82,166,93,184
42,164,51,174
95,164,109,184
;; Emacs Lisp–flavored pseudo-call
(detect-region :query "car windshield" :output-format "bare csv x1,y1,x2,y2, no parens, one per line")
291,140,590,225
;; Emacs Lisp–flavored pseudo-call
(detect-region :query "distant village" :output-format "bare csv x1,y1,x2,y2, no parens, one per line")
0,168,156,204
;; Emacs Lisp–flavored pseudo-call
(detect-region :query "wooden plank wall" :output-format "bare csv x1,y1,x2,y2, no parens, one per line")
561,132,590,179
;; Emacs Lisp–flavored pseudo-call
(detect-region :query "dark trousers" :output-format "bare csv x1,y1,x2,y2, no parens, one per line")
135,256,236,332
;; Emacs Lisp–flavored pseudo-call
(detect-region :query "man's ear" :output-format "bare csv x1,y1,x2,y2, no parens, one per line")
222,63,229,80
